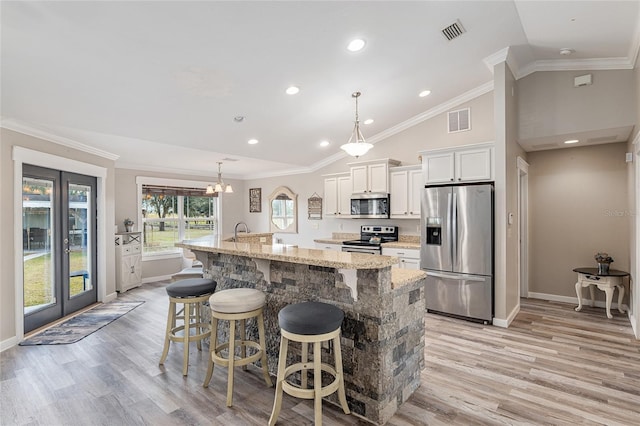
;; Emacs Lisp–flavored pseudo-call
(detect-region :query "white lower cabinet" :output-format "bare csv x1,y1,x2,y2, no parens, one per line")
382,247,421,270
115,232,142,292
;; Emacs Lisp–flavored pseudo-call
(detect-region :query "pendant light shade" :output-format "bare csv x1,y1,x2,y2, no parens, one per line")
206,162,233,194
341,91,373,158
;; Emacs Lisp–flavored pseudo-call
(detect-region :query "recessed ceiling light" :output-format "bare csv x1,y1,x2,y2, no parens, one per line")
347,39,366,52
363,119,374,125
564,139,579,144
419,90,431,97
559,48,574,56
248,139,259,145
320,140,330,147
233,116,245,122
286,86,299,95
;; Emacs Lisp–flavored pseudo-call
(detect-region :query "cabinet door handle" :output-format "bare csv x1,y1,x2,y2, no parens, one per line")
450,178,454,181
130,266,135,273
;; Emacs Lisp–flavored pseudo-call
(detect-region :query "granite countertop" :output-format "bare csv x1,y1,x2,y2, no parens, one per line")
391,269,427,289
177,238,398,270
381,241,420,249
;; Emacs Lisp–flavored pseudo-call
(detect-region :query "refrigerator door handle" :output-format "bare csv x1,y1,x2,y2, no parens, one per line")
426,271,487,282
447,192,453,266
451,191,457,269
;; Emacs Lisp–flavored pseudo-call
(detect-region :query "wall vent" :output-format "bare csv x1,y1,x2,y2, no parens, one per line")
448,108,471,133
442,20,466,41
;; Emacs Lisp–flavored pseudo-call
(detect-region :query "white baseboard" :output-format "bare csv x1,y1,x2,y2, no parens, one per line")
630,313,638,338
493,303,521,328
0,336,18,352
527,292,628,312
103,292,118,303
142,275,171,284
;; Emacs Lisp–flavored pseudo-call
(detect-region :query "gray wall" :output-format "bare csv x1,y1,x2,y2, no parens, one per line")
528,143,630,299
0,128,117,343
518,69,636,142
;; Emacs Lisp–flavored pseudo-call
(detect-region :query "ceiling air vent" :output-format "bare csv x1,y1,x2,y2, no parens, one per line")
448,108,470,133
441,20,466,41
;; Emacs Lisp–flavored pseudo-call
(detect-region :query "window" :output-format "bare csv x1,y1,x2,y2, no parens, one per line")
138,179,219,256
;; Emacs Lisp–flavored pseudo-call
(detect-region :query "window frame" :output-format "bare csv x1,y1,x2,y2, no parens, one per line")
136,176,221,259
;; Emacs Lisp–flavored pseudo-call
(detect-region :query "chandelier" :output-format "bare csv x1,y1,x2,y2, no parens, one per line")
206,162,233,194
340,91,373,157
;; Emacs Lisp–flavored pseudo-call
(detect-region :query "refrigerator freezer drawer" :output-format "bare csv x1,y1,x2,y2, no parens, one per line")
425,271,492,322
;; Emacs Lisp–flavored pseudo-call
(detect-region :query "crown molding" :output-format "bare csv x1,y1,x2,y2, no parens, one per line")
532,57,635,72
1,118,120,161
116,160,247,180
483,47,510,70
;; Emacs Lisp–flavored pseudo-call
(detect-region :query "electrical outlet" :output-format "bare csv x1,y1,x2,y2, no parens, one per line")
260,237,266,243
416,225,420,233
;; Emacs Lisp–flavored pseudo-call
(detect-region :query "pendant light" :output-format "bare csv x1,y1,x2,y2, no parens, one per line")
340,91,373,158
206,162,234,194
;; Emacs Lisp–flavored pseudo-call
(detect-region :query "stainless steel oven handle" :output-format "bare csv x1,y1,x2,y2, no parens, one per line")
341,246,380,254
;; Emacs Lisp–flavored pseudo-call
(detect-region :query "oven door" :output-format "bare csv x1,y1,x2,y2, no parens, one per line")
341,245,381,255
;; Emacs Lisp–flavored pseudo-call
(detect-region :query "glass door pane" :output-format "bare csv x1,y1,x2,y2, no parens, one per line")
23,177,56,315
61,172,97,316
68,183,92,297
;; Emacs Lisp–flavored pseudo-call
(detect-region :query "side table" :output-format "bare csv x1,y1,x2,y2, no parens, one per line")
573,267,630,319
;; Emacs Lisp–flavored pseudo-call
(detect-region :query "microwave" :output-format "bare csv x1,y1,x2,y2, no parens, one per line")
350,193,390,219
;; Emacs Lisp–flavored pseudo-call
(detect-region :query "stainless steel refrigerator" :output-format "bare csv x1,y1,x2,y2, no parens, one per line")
420,183,493,323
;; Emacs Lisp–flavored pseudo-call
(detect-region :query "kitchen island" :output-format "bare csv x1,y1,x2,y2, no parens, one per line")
177,238,426,425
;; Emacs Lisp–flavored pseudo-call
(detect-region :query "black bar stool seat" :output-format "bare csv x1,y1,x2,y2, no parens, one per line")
159,278,217,376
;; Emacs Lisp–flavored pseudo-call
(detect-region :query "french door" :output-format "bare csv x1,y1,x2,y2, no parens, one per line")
22,165,98,333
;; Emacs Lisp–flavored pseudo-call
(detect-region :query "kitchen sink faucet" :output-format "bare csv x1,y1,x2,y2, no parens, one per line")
234,222,249,241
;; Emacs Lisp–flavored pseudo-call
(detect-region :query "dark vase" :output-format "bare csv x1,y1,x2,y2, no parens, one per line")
597,263,610,275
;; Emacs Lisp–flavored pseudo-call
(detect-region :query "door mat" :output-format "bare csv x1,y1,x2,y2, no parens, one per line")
20,301,144,346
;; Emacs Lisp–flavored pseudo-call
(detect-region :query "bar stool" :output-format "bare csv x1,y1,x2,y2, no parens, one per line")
269,301,350,425
203,288,273,407
159,278,217,376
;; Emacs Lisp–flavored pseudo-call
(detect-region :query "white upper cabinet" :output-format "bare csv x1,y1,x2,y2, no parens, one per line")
349,159,400,194
420,143,493,184
323,174,351,216
390,166,422,219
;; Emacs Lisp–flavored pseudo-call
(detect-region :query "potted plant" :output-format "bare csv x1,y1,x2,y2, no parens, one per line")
124,218,134,232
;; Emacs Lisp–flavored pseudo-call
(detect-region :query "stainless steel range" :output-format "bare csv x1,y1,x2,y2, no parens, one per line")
342,225,399,255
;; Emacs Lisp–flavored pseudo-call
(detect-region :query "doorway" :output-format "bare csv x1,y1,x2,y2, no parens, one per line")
22,164,97,333
517,157,529,299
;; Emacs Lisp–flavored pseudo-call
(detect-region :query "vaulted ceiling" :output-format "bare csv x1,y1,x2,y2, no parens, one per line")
2,1,639,178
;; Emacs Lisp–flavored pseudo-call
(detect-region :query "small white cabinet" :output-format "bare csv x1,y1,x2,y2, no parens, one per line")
420,143,493,184
382,247,421,270
115,232,142,292
390,166,422,219
323,174,351,216
349,159,400,194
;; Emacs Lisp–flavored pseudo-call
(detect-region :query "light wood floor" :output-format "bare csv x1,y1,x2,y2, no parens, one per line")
2,280,639,425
